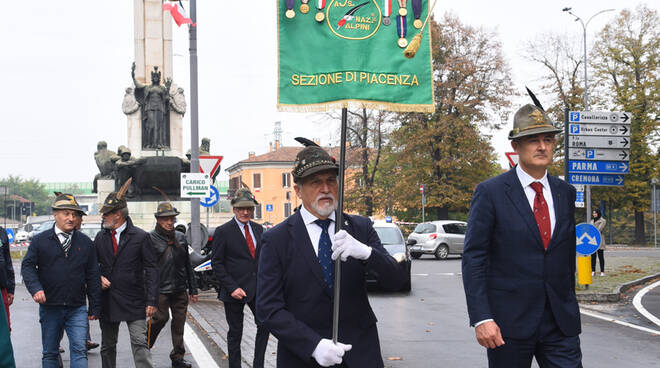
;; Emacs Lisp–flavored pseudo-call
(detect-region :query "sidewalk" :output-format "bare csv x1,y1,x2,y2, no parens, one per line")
188,293,278,368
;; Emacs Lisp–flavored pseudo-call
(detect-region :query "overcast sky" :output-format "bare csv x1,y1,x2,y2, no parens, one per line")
0,0,647,184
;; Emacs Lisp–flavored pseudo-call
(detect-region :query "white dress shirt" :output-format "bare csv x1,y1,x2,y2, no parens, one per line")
112,221,127,245
234,217,256,242
516,164,556,236
299,205,335,256
54,225,72,244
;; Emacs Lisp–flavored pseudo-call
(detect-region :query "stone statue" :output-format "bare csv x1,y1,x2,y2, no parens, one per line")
200,137,211,156
169,86,187,115
93,141,119,193
181,149,191,173
132,62,171,149
113,146,139,197
121,87,140,114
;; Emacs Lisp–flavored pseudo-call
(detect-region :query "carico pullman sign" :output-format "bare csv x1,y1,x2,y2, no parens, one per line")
277,0,434,113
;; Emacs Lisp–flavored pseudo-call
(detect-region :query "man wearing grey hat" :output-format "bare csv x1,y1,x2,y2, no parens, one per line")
211,188,270,368
148,202,198,368
462,98,582,367
22,193,101,368
256,145,407,368
95,180,158,368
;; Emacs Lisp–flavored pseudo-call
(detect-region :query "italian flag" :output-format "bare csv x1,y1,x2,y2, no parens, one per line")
163,1,195,27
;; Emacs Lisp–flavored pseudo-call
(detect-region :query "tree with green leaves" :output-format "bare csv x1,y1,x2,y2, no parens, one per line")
591,5,659,244
379,13,513,221
0,176,50,221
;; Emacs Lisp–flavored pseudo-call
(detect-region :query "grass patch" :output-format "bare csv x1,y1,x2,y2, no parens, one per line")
575,256,660,294
9,250,26,260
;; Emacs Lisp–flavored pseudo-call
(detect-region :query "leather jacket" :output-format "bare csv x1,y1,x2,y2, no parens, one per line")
149,230,197,295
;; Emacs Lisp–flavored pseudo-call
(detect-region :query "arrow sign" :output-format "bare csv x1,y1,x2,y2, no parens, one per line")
568,148,630,162
575,223,602,255
180,173,211,199
568,123,631,137
569,111,632,124
199,156,224,178
568,136,630,149
568,160,629,174
568,173,625,186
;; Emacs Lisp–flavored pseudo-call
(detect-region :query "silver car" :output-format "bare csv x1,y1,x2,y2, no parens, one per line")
407,220,467,260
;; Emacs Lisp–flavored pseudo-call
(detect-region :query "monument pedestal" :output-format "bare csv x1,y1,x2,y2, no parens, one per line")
97,180,116,209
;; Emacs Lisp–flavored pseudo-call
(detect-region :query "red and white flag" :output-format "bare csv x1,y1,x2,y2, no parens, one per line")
163,1,195,27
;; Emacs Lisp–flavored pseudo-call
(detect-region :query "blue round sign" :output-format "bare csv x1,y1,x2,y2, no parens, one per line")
5,228,14,243
200,185,219,208
575,223,602,256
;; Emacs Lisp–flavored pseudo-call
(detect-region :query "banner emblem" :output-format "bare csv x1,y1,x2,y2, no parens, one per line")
327,0,382,40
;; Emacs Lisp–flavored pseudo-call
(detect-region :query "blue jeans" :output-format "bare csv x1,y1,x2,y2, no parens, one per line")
39,304,88,368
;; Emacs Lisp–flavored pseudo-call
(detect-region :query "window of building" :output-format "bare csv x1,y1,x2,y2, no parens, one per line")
252,204,262,220
253,173,262,190
284,203,292,218
229,177,240,198
285,191,291,200
282,172,291,188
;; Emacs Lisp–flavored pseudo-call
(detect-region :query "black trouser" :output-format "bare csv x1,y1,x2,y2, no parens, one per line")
591,249,605,272
149,291,189,361
224,299,269,368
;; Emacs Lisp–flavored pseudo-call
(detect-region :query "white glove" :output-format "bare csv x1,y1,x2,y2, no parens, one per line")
331,230,372,261
311,338,352,367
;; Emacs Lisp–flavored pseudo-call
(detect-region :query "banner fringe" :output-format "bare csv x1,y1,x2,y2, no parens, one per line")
277,100,435,114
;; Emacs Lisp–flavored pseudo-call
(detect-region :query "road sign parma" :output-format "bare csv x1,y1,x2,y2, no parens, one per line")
180,173,211,198
575,223,602,256
568,160,628,174
568,174,624,186
568,148,629,161
569,111,631,124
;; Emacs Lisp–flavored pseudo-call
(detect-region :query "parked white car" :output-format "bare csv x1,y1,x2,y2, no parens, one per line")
15,230,29,242
407,220,467,260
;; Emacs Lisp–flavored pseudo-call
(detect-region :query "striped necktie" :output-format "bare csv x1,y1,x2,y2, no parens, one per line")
60,232,72,257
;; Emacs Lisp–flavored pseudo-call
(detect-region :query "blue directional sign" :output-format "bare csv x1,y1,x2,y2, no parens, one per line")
266,204,273,212
200,185,219,208
568,174,624,186
568,160,629,174
576,223,602,255
5,228,13,243
576,192,584,203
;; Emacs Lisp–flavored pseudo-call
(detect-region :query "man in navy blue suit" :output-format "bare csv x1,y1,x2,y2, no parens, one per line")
257,145,407,367
462,102,582,367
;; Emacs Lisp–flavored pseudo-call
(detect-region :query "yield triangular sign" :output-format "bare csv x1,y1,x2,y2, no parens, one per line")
505,152,519,168
199,156,223,177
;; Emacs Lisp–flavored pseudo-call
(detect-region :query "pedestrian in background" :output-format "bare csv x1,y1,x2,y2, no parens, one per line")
148,200,198,368
590,208,607,276
462,99,582,367
22,193,101,368
212,188,269,368
95,180,158,368
0,225,15,331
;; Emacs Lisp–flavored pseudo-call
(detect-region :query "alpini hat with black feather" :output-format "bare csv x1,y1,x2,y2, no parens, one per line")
509,88,562,140
291,137,339,183
100,178,132,215
152,186,180,217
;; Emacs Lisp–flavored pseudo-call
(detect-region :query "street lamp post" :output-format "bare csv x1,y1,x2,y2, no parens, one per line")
562,7,615,222
652,177,658,248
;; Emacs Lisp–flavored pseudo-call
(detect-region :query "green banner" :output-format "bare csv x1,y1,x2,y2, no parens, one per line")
277,0,435,113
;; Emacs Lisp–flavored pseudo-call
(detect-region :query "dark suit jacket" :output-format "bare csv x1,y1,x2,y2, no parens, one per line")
95,217,159,322
211,219,263,303
462,168,581,340
256,211,406,368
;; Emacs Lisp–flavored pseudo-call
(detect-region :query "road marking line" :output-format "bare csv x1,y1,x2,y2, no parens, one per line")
184,323,219,368
413,273,429,276
632,280,660,328
580,309,660,335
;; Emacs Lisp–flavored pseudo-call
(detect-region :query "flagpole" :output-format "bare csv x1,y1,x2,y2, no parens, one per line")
332,107,348,343
188,0,202,251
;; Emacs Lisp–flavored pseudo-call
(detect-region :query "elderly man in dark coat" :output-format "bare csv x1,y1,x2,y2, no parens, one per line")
95,180,159,368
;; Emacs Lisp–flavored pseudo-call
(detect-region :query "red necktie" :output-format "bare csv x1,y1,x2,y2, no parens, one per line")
111,230,118,255
244,224,256,259
530,182,551,249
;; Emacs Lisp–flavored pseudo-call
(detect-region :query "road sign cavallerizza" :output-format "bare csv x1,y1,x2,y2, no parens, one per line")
567,110,632,187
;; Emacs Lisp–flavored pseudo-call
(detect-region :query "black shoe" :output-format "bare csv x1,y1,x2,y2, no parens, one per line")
172,359,192,368
86,340,99,350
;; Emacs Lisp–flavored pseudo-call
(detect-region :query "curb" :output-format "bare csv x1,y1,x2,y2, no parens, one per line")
577,272,660,302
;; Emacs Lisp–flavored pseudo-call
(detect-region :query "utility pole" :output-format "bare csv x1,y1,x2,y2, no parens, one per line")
420,184,426,223
188,0,201,251
653,177,658,248
563,7,615,222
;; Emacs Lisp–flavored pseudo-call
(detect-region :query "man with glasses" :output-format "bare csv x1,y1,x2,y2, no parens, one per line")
22,193,101,368
212,188,270,368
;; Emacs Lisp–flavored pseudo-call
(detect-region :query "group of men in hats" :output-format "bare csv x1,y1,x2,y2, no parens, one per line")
16,96,581,368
